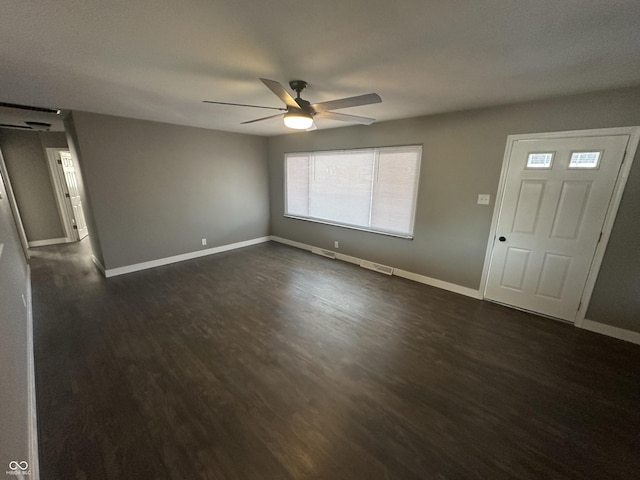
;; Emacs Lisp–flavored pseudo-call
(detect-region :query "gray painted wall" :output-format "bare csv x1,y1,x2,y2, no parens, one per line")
587,165,640,331
0,130,67,242
268,86,640,333
69,112,270,270
64,113,106,267
39,131,69,149
0,165,31,473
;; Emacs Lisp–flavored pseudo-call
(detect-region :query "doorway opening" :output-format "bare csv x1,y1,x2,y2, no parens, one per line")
45,148,89,243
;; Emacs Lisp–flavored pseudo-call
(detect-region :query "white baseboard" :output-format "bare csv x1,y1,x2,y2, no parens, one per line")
95,235,638,346
580,319,640,346
393,268,483,299
91,255,106,275
26,267,40,480
336,252,365,266
28,237,68,248
269,236,313,252
104,236,271,278
269,236,482,300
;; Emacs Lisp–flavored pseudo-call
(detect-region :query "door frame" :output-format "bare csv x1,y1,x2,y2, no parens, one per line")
45,148,78,243
0,147,30,259
479,126,640,326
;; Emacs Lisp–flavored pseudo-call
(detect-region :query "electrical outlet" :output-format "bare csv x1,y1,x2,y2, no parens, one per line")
201,238,207,246
334,241,339,248
477,194,491,205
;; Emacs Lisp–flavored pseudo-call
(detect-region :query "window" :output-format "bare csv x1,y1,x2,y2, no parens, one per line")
569,151,601,169
285,145,422,238
526,152,554,169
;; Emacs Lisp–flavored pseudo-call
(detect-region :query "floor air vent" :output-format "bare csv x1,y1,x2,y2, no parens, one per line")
360,260,394,275
311,247,336,259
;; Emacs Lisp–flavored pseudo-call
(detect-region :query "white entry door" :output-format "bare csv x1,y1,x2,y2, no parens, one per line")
59,151,89,240
485,134,629,321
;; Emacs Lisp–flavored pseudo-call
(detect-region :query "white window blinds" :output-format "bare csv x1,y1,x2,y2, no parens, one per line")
285,145,421,238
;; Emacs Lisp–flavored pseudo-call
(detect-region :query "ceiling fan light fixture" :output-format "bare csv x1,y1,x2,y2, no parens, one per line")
283,111,313,130
204,78,380,129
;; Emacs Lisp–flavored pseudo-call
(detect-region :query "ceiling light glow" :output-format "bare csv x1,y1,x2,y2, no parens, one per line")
283,111,313,130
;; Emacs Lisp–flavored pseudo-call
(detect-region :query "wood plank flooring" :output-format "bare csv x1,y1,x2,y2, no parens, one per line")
30,239,640,479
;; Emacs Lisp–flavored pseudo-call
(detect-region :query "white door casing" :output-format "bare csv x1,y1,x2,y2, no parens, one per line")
482,128,640,324
0,149,30,258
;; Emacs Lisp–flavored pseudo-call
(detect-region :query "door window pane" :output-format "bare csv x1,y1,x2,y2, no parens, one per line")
569,151,601,169
526,152,554,169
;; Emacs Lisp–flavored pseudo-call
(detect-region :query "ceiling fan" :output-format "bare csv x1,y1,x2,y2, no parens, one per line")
203,78,381,130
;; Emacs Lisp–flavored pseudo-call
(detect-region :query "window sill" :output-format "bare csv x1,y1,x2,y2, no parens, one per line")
283,215,414,240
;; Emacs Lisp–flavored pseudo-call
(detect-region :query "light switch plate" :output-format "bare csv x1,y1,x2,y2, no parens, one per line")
477,194,491,205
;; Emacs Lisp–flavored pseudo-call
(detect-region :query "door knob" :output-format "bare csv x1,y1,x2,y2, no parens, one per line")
498,236,506,242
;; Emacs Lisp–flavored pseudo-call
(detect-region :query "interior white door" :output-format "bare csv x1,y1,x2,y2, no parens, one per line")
485,134,629,321
59,151,88,240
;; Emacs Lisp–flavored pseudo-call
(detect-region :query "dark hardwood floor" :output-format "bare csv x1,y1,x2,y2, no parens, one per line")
31,239,640,479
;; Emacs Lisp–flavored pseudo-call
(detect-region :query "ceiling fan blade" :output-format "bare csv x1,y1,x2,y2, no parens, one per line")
203,100,285,111
314,111,376,125
240,113,284,124
311,93,381,113
306,122,318,132
260,78,300,109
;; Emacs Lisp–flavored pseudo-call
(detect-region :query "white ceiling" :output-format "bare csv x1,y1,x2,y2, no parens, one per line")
1,0,640,136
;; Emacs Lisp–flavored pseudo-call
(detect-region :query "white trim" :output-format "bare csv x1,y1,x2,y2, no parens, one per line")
283,215,414,239
26,267,40,480
311,246,336,259
91,255,106,275
575,127,640,327
269,236,482,299
335,252,363,266
45,148,77,242
0,148,30,258
269,235,313,252
104,236,271,278
393,268,483,299
580,319,640,346
28,237,69,248
479,126,640,326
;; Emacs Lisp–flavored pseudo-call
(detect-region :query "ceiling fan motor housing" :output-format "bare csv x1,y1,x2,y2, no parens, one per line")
289,80,308,94
293,98,312,112
287,80,312,112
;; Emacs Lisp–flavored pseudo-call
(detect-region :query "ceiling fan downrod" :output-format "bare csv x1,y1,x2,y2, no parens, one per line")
289,80,308,99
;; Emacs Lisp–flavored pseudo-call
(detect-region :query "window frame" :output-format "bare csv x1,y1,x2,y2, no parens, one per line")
283,145,422,239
